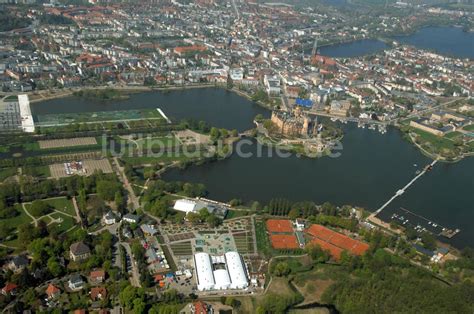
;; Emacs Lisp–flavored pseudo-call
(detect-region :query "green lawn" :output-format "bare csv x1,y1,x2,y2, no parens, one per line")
411,128,455,150
49,212,76,234
22,165,51,178
4,95,18,102
444,131,462,139
0,204,33,228
464,124,474,132
255,219,271,256
23,142,40,151
0,204,33,249
225,210,251,220
43,197,76,215
0,167,17,181
24,197,76,216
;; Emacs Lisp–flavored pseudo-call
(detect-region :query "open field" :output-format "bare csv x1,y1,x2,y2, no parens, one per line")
0,167,17,181
293,277,334,306
38,137,98,149
411,129,455,150
0,204,33,248
49,212,76,233
22,165,51,178
233,277,301,314
42,197,76,215
464,124,474,132
225,210,251,220
444,131,462,139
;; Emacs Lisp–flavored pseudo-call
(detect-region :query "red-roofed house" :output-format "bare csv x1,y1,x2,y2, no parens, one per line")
1,283,18,296
89,269,105,284
173,45,207,57
46,284,61,299
193,301,211,314
154,274,164,283
90,287,107,301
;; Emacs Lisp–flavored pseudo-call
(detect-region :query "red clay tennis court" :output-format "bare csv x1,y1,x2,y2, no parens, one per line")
310,238,343,260
270,234,299,249
306,224,369,259
266,219,294,233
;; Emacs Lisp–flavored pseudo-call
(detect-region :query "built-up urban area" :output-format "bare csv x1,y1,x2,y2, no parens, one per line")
0,0,474,313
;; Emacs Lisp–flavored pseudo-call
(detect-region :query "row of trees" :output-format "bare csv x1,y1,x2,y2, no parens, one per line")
266,199,353,217
187,207,222,228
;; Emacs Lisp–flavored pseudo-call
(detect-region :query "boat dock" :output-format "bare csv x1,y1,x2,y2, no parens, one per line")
391,207,460,239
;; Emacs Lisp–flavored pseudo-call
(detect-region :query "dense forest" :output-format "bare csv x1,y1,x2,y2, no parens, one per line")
321,249,474,313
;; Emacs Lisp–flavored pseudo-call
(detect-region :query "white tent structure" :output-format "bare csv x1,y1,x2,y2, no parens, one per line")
225,251,249,289
194,252,214,291
193,251,249,292
173,199,206,214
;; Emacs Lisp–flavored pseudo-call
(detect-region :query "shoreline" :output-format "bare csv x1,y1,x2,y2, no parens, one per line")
26,83,222,104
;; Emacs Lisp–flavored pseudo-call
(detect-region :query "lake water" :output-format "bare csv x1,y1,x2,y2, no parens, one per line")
31,88,269,132
393,26,474,59
319,26,474,59
319,39,389,58
164,121,474,249
31,25,474,249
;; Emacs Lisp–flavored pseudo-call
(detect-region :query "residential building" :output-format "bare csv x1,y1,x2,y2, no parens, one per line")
89,269,105,284
46,284,61,299
123,213,140,224
1,283,18,296
68,275,85,291
69,242,91,262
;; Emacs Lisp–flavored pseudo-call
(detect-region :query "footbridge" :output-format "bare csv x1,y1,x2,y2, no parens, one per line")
374,159,438,216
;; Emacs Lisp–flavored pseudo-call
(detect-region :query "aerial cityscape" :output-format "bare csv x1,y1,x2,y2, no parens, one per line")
0,0,473,313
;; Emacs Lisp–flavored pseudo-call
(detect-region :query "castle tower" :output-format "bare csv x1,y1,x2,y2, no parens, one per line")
302,117,310,136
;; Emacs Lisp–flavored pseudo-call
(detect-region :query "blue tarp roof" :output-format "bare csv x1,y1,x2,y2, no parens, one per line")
295,98,313,108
